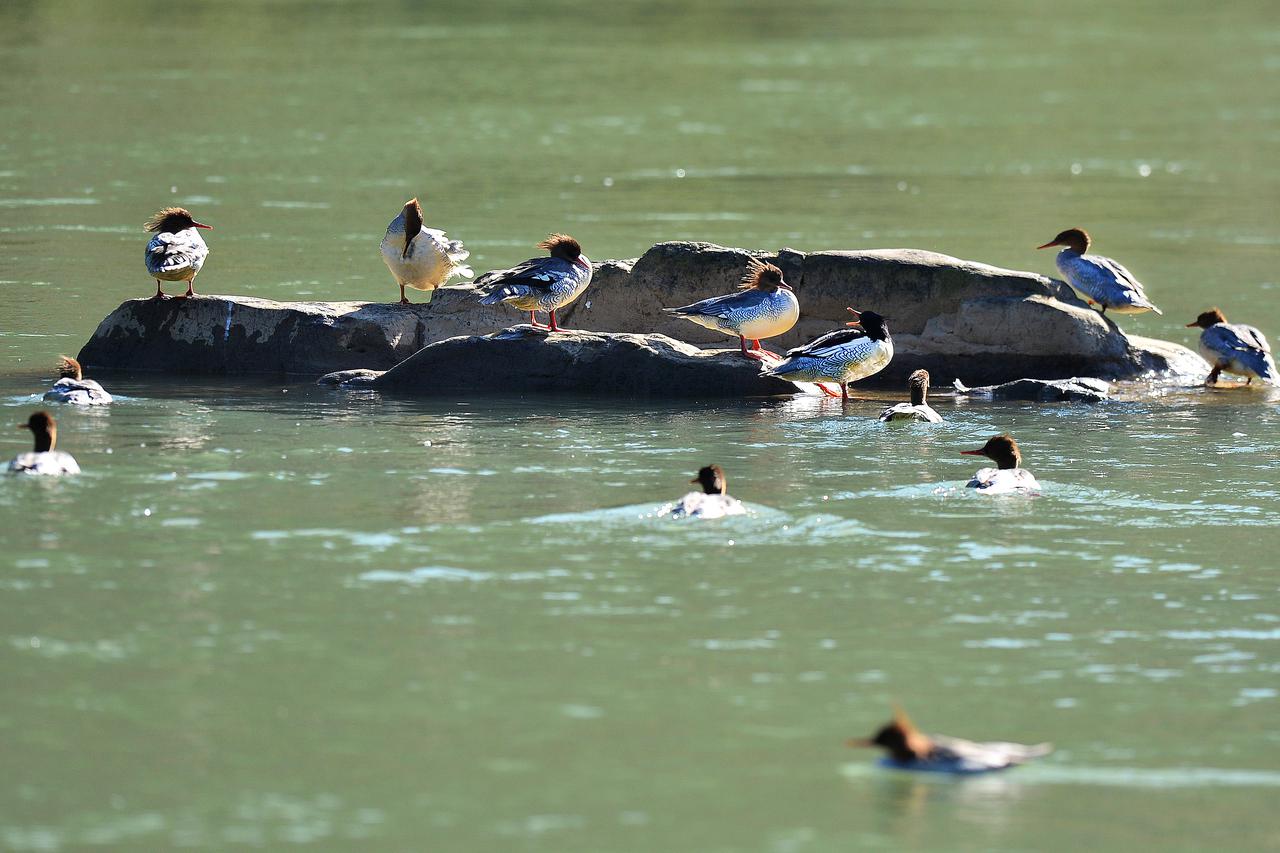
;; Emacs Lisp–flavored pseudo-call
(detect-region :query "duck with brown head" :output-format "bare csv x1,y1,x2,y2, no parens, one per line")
8,411,80,476
1037,227,1161,317
379,197,473,305
1185,307,1279,387
475,234,593,332
668,464,746,519
959,434,1040,494
662,259,800,360
879,369,942,423
43,356,112,405
144,207,212,299
848,705,1052,774
763,308,893,402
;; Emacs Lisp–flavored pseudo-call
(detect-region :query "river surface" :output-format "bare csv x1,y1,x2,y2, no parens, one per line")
1,1,1278,850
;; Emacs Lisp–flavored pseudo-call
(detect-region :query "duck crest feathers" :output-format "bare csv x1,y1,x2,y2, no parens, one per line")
56,355,82,380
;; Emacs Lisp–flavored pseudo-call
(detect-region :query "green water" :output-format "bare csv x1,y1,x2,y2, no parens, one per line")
2,1,1279,849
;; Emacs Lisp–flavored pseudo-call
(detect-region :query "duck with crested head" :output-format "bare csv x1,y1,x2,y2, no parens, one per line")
1037,227,1160,316
1186,308,1279,387
848,705,1052,774
475,234,592,332
380,197,473,305
762,308,893,402
879,369,942,422
960,434,1039,494
663,259,800,360
668,464,746,519
144,207,212,299
44,356,112,405
8,411,80,476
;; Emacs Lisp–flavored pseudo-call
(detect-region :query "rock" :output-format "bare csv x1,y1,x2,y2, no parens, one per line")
368,326,797,397
953,376,1112,403
317,368,383,387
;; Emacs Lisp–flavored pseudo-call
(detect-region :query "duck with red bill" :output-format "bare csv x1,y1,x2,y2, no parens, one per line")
1036,227,1160,316
849,704,1052,774
144,207,213,299
762,307,893,402
960,434,1039,494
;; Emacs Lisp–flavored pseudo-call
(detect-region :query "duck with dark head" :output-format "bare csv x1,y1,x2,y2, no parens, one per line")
8,411,80,476
662,259,800,360
848,704,1052,774
475,234,593,332
959,434,1040,494
879,369,942,423
144,207,212,299
1037,227,1161,317
668,464,746,519
763,307,893,403
1185,307,1279,387
379,197,473,305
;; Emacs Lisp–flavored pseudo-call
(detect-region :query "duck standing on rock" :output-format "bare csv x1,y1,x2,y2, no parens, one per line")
1185,308,1279,386
662,259,799,360
44,356,112,405
879,369,942,422
380,197,473,305
848,705,1052,774
1037,227,1161,316
960,434,1039,494
144,207,212,299
669,464,746,519
8,411,80,476
763,308,893,402
475,234,592,331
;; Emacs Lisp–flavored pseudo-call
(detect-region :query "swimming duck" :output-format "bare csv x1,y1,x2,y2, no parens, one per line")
1185,308,1279,386
1037,228,1161,316
8,411,80,476
848,705,1052,774
663,259,800,360
144,207,212,299
380,197,473,305
669,464,746,519
879,369,942,422
475,234,592,331
763,308,893,402
960,434,1039,494
43,356,112,406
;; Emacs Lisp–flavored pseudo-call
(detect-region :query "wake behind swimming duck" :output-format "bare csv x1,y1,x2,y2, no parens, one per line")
1185,308,1279,386
380,197,473,305
763,308,892,402
879,369,942,422
663,259,799,360
8,411,80,476
44,356,112,406
475,234,592,331
960,434,1039,494
848,705,1052,774
1037,227,1161,316
144,207,212,299
669,464,745,519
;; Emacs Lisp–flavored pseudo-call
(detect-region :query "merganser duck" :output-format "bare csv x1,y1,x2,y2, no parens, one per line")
1037,227,1161,316
960,434,1040,494
1185,308,1279,386
43,356,112,405
380,197,473,305
475,234,592,331
879,369,942,422
669,464,746,519
662,259,800,360
762,308,893,402
144,207,212,299
8,411,80,476
847,705,1052,774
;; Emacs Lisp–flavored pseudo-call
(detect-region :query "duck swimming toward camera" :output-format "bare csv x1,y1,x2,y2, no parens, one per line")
960,434,1039,494
8,411,80,476
380,197,473,305
848,705,1052,774
475,234,592,331
1037,227,1161,316
763,308,893,402
1185,308,1279,386
144,207,212,299
879,369,942,423
43,356,112,405
663,259,799,360
669,465,745,519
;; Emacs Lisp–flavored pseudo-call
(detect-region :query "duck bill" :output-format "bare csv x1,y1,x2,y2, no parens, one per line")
574,257,592,271
1035,240,1059,250
778,281,794,291
959,449,985,456
845,307,863,328
192,221,213,230
845,737,874,748
1184,321,1198,328
16,423,30,430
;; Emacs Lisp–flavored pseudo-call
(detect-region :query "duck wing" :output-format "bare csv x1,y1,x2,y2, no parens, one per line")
145,230,208,275
475,256,577,302
782,326,868,358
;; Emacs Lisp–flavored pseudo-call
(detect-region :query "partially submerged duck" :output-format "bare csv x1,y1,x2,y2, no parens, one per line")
144,207,212,299
1185,308,1279,386
1037,227,1161,316
763,308,893,402
8,411,80,476
879,369,942,422
44,356,112,405
669,464,745,519
663,259,799,360
960,434,1039,494
848,705,1052,774
475,234,592,331
380,197,473,305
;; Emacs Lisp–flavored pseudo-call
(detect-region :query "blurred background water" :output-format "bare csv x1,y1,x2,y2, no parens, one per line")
1,0,1278,849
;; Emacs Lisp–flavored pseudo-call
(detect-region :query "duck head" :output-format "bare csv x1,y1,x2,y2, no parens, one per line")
740,259,792,292
539,233,592,271
846,705,934,763
1186,308,1227,329
145,207,211,233
846,308,889,341
18,411,56,453
56,355,82,381
960,434,1022,470
907,369,930,406
690,464,727,496
401,197,424,259
1037,227,1089,253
